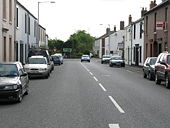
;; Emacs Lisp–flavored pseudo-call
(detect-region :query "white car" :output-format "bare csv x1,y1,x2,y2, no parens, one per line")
24,56,50,78
81,55,90,62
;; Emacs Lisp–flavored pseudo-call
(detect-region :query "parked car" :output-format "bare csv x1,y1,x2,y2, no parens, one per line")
51,55,62,65
54,53,63,64
24,56,50,78
109,55,125,67
28,49,54,72
101,55,111,64
81,55,90,62
0,62,29,102
143,57,157,80
155,52,170,88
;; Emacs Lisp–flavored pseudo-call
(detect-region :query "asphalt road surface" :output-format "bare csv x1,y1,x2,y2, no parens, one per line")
0,59,170,128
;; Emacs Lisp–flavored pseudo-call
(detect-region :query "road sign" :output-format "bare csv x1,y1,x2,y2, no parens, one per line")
63,48,72,53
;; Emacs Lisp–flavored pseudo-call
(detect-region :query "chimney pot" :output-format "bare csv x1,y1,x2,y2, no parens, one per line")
120,21,124,30
128,15,132,25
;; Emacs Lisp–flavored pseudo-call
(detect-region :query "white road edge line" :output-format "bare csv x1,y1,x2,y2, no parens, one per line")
109,124,120,128
93,76,98,82
99,83,107,92
108,96,125,114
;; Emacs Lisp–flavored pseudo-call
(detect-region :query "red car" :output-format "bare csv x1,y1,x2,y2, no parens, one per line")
155,52,170,88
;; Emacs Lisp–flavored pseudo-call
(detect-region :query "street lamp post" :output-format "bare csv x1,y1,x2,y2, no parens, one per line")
38,1,55,24
37,1,55,48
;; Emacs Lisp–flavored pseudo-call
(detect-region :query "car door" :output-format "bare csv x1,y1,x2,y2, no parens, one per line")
18,67,28,92
159,54,166,80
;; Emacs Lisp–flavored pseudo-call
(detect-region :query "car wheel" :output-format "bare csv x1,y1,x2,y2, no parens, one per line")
143,72,147,78
25,87,29,95
109,64,113,67
155,72,161,84
148,72,152,80
17,88,23,102
101,61,103,64
165,75,170,89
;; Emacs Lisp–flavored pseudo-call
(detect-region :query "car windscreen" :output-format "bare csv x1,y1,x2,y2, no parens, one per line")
167,55,170,65
150,58,157,65
103,56,110,58
52,56,60,60
0,64,19,77
111,56,122,60
28,58,47,64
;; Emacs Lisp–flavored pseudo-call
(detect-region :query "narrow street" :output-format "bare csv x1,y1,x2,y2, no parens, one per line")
0,59,170,128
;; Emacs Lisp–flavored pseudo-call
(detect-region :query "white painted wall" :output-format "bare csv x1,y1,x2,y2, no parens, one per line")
110,30,125,56
16,2,38,63
124,25,132,65
105,36,109,55
131,18,144,66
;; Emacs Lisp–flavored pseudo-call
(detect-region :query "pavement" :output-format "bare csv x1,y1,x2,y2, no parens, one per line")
124,65,143,74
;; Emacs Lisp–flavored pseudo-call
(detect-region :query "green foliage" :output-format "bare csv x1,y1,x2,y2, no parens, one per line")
48,30,96,57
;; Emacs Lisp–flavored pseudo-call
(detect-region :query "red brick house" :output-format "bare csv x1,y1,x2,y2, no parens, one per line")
144,0,170,59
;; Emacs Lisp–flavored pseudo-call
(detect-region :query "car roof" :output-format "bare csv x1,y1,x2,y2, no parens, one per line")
29,55,45,58
0,61,22,65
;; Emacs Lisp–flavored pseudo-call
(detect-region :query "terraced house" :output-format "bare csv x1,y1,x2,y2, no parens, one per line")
144,0,170,58
0,0,16,62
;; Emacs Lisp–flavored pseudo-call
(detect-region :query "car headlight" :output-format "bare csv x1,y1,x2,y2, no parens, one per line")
4,84,18,90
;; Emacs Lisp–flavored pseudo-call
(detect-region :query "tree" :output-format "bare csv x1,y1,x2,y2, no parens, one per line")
66,30,95,57
48,39,64,54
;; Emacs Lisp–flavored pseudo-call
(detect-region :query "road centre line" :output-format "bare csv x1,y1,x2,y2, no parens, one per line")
108,96,125,114
109,124,120,128
89,72,93,76
99,83,107,92
93,76,99,82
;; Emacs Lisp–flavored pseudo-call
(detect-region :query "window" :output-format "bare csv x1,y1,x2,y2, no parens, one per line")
140,22,143,39
165,7,168,22
3,0,6,19
34,21,36,37
16,42,18,61
9,0,12,22
16,8,18,27
154,13,157,32
25,14,27,33
28,16,30,35
146,16,148,34
3,37,6,62
133,24,136,39
9,37,12,61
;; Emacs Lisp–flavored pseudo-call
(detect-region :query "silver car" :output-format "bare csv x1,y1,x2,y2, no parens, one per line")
0,62,29,102
109,55,125,67
24,56,50,78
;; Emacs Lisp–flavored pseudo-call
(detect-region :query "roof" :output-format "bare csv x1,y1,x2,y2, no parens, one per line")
17,1,37,20
144,0,169,15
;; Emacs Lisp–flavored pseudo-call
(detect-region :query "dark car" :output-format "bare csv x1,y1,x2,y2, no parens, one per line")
155,52,170,88
101,55,111,64
0,62,29,102
51,55,62,65
109,55,125,67
143,57,157,80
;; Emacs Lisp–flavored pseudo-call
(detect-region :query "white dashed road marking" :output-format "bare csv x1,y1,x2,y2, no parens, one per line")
109,124,120,128
99,83,107,92
89,72,93,76
93,76,98,82
108,96,125,114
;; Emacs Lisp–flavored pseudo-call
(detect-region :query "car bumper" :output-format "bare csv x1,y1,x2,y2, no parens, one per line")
27,70,49,77
111,62,125,66
0,89,20,101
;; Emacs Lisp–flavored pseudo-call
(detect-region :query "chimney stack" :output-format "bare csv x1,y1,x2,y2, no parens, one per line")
114,25,116,32
128,15,132,25
106,28,110,34
150,0,157,9
141,7,147,17
120,21,124,30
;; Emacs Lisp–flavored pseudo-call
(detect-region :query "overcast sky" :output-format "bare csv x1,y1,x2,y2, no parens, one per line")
18,0,162,41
